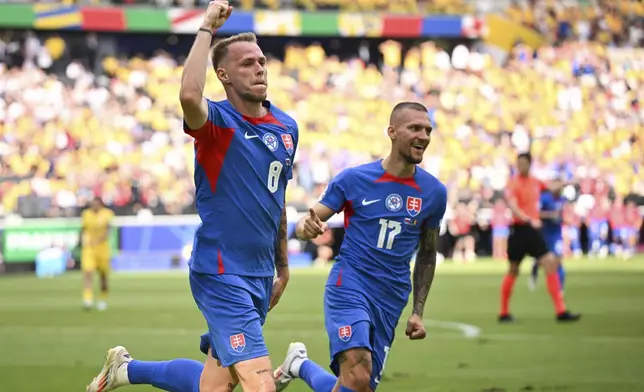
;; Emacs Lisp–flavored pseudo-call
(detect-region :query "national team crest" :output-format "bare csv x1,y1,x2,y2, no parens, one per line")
385,194,403,212
406,196,422,217
281,134,294,154
338,326,352,342
262,133,279,152
229,333,246,352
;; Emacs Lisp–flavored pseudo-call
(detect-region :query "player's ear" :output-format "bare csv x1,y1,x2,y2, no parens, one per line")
387,125,396,140
216,68,230,84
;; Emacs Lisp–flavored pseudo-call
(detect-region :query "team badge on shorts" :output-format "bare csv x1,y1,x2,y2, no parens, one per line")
262,133,279,152
281,134,294,154
406,196,422,217
338,325,352,342
385,194,403,212
229,333,246,352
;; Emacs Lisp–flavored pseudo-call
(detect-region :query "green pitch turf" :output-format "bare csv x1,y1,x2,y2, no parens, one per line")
1,259,644,392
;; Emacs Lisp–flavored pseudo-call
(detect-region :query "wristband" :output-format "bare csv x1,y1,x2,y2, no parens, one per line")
198,27,213,35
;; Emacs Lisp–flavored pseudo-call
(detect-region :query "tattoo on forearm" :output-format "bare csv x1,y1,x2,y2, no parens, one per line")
275,207,288,269
412,228,439,317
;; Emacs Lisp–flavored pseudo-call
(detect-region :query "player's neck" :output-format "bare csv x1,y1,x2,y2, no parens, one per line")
382,156,415,178
227,94,267,118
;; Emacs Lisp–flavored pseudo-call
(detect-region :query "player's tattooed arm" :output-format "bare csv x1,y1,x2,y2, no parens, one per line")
412,227,439,317
275,205,289,273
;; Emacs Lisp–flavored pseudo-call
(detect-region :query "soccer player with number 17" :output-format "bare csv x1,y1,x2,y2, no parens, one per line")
274,102,447,392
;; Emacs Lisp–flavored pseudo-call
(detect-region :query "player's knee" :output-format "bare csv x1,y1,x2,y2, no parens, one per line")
508,263,520,276
337,349,372,391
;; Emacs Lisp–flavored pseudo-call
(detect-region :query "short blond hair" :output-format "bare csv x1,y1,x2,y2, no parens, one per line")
211,32,258,69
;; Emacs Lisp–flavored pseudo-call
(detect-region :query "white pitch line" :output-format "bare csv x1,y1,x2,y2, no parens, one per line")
424,319,482,338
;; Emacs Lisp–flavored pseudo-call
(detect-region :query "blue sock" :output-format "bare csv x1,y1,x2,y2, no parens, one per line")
557,264,566,290
338,386,357,392
531,260,539,280
300,359,337,392
128,359,203,392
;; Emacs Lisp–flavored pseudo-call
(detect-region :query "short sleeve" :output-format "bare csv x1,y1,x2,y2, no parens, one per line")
81,211,89,228
424,183,448,229
319,169,349,213
183,98,220,140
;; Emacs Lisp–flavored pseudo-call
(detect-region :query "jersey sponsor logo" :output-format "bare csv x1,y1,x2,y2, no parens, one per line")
362,198,380,206
338,325,352,342
406,196,422,217
262,133,279,152
281,134,294,154
244,132,259,140
229,333,246,352
385,194,403,212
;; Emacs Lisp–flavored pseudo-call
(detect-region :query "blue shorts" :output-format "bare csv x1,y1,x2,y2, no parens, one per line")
189,270,272,367
588,221,609,240
493,226,509,238
542,232,563,257
324,285,400,391
618,228,636,242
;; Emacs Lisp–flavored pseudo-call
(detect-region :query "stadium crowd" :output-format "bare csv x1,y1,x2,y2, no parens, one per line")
506,0,644,46
1,2,644,256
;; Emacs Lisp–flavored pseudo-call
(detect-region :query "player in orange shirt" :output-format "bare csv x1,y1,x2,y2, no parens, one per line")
501,153,580,323
81,196,115,311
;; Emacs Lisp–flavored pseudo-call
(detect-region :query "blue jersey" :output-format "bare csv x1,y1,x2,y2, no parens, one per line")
319,160,447,316
184,99,298,277
540,191,564,239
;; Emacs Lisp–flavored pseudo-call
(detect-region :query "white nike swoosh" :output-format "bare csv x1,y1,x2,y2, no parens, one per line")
362,199,380,206
244,132,258,139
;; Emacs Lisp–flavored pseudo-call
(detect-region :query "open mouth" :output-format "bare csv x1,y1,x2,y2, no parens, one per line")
412,143,426,152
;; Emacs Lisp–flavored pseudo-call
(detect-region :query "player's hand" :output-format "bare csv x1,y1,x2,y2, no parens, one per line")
201,0,232,31
405,314,427,340
269,275,289,311
530,219,542,229
299,208,328,240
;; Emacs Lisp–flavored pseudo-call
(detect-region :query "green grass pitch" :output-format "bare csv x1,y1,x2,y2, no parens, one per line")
1,258,644,392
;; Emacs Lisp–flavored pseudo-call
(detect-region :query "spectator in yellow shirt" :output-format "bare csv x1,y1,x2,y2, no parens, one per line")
80,197,114,311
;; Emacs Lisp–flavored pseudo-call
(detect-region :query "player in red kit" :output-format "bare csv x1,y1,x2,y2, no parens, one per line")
610,197,627,258
562,202,582,259
491,199,511,260
586,197,610,258
624,200,642,259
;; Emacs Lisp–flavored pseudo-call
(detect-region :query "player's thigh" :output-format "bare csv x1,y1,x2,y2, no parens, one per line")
200,349,238,392
507,225,528,264
96,252,111,275
324,286,373,376
369,308,399,391
81,250,97,272
231,355,275,392
190,271,270,370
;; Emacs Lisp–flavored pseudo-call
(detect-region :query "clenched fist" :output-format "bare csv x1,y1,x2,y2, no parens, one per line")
201,0,232,31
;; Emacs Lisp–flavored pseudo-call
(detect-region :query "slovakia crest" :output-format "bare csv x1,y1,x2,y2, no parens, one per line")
262,133,279,152
229,333,246,352
281,134,294,154
385,194,403,212
406,196,422,217
338,325,352,342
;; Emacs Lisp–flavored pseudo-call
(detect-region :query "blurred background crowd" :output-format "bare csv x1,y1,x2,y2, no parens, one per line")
0,0,643,262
